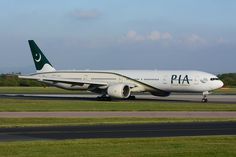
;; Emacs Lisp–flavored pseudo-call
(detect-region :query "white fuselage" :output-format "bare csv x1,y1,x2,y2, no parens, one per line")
21,40,224,100
30,70,224,95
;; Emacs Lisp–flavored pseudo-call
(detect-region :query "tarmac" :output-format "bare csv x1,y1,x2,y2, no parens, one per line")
0,111,236,118
0,122,235,142
1,93,236,104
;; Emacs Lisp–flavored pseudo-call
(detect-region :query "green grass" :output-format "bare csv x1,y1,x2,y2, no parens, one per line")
0,117,236,128
0,87,88,94
214,88,236,95
0,136,235,157
0,98,236,111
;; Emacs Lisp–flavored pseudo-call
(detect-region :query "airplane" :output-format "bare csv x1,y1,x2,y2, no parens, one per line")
19,40,224,102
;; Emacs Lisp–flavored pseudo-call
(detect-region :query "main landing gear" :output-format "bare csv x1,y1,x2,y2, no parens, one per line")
96,95,136,101
127,95,136,100
202,91,209,103
96,95,112,101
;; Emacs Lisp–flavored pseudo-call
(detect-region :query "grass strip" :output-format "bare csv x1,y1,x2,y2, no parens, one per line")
214,88,236,95
0,87,88,94
0,98,236,111
0,117,236,128
0,136,235,157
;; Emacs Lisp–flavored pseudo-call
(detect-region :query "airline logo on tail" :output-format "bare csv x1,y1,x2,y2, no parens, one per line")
34,53,42,63
28,40,55,73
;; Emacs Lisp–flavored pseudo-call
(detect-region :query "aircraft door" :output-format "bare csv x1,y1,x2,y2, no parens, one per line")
83,74,89,81
118,76,124,83
194,75,199,85
162,75,168,84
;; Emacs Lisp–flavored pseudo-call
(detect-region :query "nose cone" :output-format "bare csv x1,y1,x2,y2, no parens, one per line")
211,79,224,91
218,80,224,88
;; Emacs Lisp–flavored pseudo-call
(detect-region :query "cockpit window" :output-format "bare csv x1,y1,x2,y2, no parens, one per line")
210,78,219,81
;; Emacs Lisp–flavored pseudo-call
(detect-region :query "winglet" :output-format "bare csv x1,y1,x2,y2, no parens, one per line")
28,40,55,73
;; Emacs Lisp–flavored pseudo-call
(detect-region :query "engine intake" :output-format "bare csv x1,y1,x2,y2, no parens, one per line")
107,84,131,98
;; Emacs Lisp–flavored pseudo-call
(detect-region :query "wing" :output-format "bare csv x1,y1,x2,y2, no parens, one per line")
18,75,108,86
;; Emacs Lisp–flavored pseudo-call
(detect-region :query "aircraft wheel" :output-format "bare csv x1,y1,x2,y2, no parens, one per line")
128,95,136,100
201,98,208,103
97,96,112,101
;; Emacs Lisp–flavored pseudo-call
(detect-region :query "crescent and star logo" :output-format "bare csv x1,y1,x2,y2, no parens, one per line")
35,53,42,62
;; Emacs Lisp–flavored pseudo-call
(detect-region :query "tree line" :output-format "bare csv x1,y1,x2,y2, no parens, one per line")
218,73,236,87
0,73,235,87
0,73,43,87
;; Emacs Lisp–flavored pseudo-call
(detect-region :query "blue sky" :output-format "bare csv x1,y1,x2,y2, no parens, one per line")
0,0,235,73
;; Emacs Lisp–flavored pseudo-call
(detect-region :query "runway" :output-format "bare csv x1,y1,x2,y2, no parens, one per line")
1,93,236,104
0,122,235,142
1,111,236,118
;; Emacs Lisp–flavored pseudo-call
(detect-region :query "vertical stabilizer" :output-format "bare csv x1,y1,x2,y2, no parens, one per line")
28,40,55,73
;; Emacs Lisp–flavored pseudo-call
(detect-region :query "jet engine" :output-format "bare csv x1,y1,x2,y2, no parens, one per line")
107,84,131,98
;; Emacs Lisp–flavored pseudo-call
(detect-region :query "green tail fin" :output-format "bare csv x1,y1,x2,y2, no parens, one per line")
28,40,55,73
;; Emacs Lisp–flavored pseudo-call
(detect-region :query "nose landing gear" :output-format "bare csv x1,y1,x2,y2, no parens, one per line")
202,91,209,103
202,96,208,103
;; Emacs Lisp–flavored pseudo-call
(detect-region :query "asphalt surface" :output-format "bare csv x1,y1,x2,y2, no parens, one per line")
1,94,236,104
0,122,235,142
1,111,236,118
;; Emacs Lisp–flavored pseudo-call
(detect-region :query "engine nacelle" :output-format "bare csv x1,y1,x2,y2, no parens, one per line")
107,84,131,98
